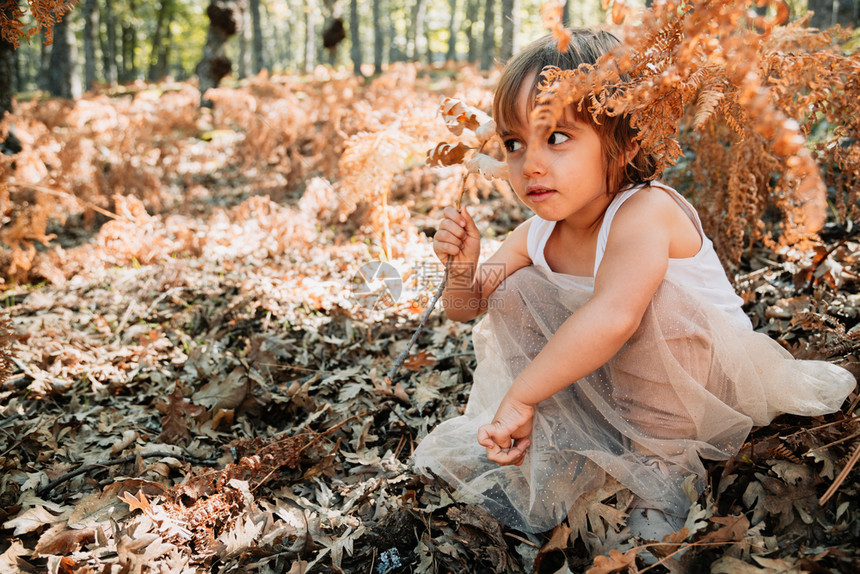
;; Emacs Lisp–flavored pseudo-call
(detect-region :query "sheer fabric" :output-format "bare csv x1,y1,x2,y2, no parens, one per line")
413,266,855,533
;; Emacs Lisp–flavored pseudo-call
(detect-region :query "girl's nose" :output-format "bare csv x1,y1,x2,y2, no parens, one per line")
521,146,547,178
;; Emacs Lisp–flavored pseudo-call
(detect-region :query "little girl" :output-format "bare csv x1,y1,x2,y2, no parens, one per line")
413,28,855,539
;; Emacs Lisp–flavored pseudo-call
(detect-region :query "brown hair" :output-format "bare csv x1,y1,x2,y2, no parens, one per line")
493,28,657,196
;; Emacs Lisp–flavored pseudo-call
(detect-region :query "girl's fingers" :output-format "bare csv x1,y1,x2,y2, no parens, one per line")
479,423,530,466
459,207,479,235
433,238,462,257
437,222,466,240
477,423,513,449
434,228,472,259
443,206,467,226
486,439,530,465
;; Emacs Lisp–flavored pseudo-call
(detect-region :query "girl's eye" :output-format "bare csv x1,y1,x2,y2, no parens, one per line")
548,132,570,145
503,139,523,153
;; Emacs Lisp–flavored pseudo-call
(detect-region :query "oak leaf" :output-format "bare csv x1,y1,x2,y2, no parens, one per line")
156,386,205,444
2,505,68,536
0,540,30,572
118,491,153,515
427,142,470,167
534,521,572,572
34,526,97,556
465,153,510,180
585,548,637,574
440,98,489,135
403,350,436,371
217,514,263,558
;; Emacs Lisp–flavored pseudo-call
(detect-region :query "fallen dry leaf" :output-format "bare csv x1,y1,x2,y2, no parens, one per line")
585,548,638,574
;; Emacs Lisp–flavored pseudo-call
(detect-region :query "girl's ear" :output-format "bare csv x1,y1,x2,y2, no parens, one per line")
624,142,640,164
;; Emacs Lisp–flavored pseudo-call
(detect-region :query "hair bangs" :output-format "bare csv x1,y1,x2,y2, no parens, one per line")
493,27,659,195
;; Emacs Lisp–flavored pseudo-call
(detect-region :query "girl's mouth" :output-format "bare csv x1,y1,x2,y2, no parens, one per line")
526,187,556,202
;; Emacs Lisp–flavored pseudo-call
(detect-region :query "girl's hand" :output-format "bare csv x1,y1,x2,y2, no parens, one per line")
433,207,481,275
477,397,534,466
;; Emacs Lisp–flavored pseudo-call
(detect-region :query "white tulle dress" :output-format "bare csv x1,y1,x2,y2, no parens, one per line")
413,182,856,533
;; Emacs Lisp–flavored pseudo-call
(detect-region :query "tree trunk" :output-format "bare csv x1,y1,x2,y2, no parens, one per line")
373,0,385,73
83,0,97,90
446,0,458,61
238,7,249,78
196,0,243,106
834,0,858,26
48,13,81,99
277,2,290,71
410,0,427,62
250,0,263,73
425,17,434,63
388,1,404,64
807,0,841,30
480,0,495,70
121,0,137,82
0,1,15,117
38,30,51,91
350,0,362,74
101,0,117,85
13,40,21,92
466,0,479,63
499,0,518,63
149,0,176,81
305,0,317,72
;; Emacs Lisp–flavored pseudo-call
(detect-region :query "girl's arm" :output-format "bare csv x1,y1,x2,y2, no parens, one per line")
479,191,686,465
434,207,532,322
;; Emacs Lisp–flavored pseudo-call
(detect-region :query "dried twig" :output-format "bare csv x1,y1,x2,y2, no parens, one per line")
819,436,860,506
6,182,120,220
386,265,450,381
37,451,220,497
387,143,488,382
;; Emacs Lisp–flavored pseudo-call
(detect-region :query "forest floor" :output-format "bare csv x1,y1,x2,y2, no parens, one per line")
1,67,859,574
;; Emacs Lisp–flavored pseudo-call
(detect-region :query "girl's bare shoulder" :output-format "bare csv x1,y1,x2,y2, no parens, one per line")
613,185,701,257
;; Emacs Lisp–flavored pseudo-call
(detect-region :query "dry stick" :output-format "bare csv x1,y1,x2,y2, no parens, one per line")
819,436,860,505
10,357,73,392
0,414,56,459
37,451,219,497
780,416,856,440
847,393,860,417
386,264,450,381
386,145,485,382
636,538,772,574
6,182,120,220
810,429,860,452
295,412,373,456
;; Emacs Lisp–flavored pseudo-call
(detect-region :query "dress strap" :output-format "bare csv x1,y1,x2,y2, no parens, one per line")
594,185,643,276
593,182,705,276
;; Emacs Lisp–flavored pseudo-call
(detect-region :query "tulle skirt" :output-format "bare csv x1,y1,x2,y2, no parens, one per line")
413,266,855,533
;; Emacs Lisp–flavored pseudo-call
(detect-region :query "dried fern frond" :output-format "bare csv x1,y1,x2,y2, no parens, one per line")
336,127,417,219
0,0,80,45
539,0,571,52
532,0,857,268
0,0,27,47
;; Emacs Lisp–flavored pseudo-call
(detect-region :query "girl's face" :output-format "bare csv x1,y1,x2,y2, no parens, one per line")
499,75,610,228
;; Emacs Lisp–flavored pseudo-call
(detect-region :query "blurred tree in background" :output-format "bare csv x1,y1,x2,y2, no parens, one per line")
0,0,856,117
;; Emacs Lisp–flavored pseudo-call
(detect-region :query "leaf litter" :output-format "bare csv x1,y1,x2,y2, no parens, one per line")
0,64,858,573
